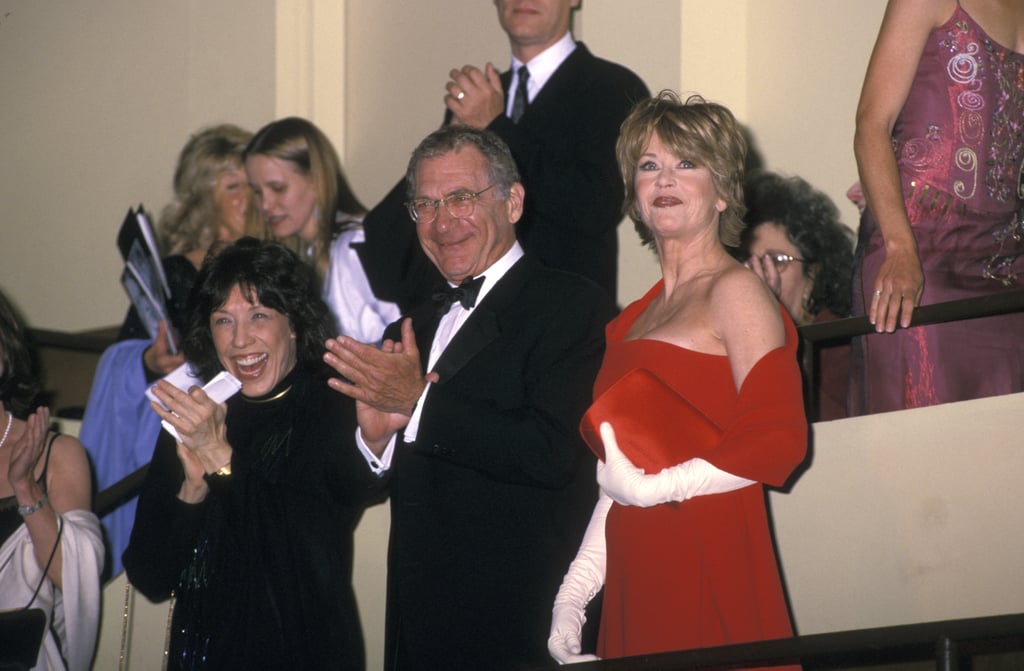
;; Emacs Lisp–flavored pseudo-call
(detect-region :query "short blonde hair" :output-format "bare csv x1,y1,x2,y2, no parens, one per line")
616,91,747,249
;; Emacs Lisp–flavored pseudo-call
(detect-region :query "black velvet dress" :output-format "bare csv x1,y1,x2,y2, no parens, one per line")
124,363,380,670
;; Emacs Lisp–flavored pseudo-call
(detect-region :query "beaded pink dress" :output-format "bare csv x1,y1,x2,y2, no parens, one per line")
851,2,1024,414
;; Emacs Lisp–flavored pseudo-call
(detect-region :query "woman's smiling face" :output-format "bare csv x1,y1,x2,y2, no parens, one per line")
210,284,297,397
633,133,726,243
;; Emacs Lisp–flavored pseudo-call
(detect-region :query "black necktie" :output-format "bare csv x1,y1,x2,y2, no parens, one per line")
511,65,530,123
432,276,485,315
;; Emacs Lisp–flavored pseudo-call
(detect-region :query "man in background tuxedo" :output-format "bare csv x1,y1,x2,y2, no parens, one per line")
325,125,615,670
357,0,649,310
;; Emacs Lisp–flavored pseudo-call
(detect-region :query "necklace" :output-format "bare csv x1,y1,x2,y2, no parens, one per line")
0,411,12,450
240,385,292,404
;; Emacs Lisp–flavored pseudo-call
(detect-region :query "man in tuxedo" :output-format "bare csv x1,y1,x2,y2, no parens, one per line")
357,0,649,310
325,125,615,670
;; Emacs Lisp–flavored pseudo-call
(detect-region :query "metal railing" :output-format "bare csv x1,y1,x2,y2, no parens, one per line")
28,326,116,354
94,464,147,519
34,288,1024,514
528,612,1024,670
797,288,1024,421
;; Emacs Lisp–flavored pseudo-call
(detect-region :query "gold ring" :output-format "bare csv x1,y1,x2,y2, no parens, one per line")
456,91,465,101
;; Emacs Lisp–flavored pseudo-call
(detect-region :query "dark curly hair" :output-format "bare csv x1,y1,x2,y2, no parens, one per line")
181,237,333,382
0,289,43,418
741,171,855,318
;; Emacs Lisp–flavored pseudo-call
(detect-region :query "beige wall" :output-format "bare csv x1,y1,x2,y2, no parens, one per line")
0,0,884,330
0,0,276,330
774,392,1024,635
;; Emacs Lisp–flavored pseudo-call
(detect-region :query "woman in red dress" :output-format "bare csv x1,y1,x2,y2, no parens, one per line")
548,92,807,666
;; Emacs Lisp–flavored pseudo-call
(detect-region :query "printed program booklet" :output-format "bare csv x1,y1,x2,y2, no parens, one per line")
116,205,177,353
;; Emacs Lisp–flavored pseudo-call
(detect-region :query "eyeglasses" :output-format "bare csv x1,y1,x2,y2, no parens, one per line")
406,184,497,225
766,252,806,273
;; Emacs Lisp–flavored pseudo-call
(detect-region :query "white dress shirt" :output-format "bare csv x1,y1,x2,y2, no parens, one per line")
505,31,577,118
357,242,526,474
323,223,401,344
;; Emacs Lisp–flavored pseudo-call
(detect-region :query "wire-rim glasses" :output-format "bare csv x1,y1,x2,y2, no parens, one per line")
406,184,497,224
767,252,806,273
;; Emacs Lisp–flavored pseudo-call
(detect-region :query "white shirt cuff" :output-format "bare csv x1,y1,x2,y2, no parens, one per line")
355,428,396,476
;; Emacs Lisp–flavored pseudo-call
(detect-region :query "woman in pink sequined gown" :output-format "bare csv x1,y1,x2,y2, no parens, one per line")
851,0,1024,414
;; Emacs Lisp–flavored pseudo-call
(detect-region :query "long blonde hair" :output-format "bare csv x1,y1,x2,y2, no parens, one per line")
159,124,262,256
243,117,365,281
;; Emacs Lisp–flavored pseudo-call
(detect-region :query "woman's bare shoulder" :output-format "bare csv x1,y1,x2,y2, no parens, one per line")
47,432,93,501
712,265,779,313
711,266,785,342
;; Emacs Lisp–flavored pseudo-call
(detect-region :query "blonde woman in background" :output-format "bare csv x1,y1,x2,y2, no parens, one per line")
244,117,400,343
120,123,263,375
82,124,261,577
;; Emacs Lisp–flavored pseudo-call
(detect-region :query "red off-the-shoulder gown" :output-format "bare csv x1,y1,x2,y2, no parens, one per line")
589,281,807,667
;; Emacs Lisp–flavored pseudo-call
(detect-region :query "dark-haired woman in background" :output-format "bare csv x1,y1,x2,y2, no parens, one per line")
741,170,856,420
124,238,378,670
0,288,103,670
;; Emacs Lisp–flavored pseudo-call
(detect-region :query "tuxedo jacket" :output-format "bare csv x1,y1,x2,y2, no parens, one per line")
357,42,649,311
379,254,616,671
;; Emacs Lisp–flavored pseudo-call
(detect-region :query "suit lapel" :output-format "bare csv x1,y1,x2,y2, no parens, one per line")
432,308,499,383
431,256,533,383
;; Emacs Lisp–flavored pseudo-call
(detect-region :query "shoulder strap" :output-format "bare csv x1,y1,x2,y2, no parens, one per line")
37,431,59,493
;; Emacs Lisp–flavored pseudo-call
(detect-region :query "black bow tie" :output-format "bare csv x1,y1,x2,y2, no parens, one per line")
432,276,485,314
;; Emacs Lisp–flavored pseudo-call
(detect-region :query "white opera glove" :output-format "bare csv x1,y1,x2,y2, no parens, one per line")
547,492,611,664
595,421,756,508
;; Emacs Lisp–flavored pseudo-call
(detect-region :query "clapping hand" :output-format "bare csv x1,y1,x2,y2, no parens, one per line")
445,63,505,128
149,379,231,499
325,319,436,455
6,405,48,493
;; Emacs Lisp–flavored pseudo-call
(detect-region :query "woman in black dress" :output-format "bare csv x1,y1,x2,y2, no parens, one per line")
124,238,379,670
